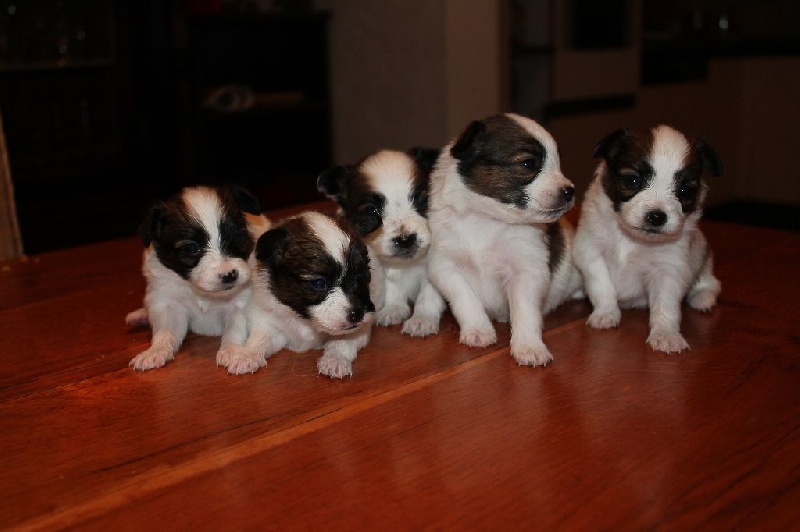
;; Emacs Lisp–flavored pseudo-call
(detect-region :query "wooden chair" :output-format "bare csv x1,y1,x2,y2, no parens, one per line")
0,111,23,260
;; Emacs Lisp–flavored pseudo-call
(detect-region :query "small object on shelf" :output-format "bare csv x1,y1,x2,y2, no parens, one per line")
202,85,304,113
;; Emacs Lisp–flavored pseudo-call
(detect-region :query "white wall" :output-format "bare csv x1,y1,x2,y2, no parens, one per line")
316,0,504,164
549,57,800,207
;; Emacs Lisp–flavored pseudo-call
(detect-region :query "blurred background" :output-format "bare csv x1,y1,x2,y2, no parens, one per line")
0,0,798,255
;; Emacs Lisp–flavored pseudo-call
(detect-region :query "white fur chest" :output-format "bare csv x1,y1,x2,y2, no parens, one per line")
383,258,426,301
576,182,695,307
143,249,251,336
431,207,549,316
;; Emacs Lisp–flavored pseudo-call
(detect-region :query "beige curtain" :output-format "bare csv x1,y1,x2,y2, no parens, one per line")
0,112,23,260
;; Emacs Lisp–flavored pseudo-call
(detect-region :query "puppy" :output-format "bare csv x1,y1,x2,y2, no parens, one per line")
127,185,269,371
428,112,582,366
317,148,446,337
572,125,722,353
217,211,384,378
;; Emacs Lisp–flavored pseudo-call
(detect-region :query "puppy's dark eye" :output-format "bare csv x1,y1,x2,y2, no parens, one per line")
360,204,380,217
521,158,541,171
309,277,329,291
678,184,697,200
621,174,641,190
178,241,202,256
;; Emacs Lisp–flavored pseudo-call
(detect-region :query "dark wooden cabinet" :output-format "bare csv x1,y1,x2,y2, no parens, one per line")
0,0,145,254
1,1,331,254
178,10,332,209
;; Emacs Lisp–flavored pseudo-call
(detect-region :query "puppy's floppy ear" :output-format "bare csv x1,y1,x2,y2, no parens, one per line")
408,146,441,176
227,185,262,215
451,120,486,161
317,166,353,204
139,203,168,247
255,227,290,264
593,126,630,160
694,138,723,177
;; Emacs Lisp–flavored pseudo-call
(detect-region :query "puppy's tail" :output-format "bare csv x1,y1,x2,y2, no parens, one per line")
125,307,150,328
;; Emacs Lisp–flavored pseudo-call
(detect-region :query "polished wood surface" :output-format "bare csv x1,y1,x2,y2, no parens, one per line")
1,205,798,530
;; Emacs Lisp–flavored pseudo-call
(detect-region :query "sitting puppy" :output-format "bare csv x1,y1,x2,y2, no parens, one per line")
428,112,582,367
128,185,269,371
573,125,722,353
317,148,446,337
217,211,384,378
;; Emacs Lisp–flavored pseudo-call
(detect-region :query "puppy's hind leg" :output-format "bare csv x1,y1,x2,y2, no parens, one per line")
130,309,188,370
687,254,720,312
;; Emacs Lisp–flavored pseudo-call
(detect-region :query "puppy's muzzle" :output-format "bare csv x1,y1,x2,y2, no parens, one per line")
393,233,417,249
348,307,365,325
645,209,668,228
219,268,239,286
391,233,419,257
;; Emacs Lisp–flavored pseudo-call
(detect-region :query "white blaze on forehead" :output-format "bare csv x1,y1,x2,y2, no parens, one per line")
303,211,349,265
361,150,416,212
650,125,690,185
183,187,222,249
506,112,561,170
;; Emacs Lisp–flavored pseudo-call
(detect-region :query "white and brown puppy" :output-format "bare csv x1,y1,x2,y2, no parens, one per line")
428,112,582,367
128,185,269,371
217,211,384,378
317,148,446,337
573,125,722,353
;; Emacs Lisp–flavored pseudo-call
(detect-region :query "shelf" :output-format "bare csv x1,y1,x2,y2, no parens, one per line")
201,99,327,118
185,10,330,28
0,58,115,73
511,43,554,56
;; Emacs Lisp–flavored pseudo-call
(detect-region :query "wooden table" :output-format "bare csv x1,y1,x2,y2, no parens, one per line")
1,205,798,530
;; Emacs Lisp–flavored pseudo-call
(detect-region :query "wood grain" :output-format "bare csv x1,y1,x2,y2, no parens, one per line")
0,215,798,530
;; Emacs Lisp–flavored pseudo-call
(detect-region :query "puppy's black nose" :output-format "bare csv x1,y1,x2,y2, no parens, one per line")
347,307,365,324
646,210,668,227
393,234,417,249
561,186,575,202
220,269,239,284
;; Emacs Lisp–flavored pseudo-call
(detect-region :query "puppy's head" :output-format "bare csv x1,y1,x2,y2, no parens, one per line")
140,185,262,295
317,148,438,263
446,112,574,224
593,125,722,241
255,212,375,335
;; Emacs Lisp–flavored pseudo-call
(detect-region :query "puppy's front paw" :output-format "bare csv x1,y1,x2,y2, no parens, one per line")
219,347,267,375
401,316,439,337
130,348,173,371
647,329,689,353
317,355,352,379
510,341,553,367
586,308,621,329
376,304,411,326
459,325,497,348
687,289,718,312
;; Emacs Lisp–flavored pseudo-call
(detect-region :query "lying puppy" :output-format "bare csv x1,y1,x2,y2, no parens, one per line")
128,185,269,370
428,112,582,366
317,148,446,337
217,211,384,378
573,125,722,353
